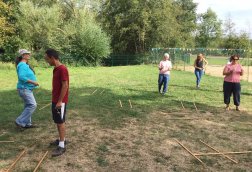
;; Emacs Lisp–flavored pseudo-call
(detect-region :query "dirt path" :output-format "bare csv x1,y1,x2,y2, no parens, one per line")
176,65,252,82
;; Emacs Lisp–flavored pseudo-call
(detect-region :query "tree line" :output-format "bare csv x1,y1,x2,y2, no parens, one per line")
0,0,251,65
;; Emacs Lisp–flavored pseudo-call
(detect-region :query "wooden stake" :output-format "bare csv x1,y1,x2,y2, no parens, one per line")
91,89,98,94
193,102,198,111
33,151,48,172
174,139,205,166
0,141,14,143
194,151,252,156
180,101,185,110
129,100,133,108
5,150,26,172
167,118,199,120
119,100,123,108
100,90,105,95
200,140,238,164
39,103,51,111
0,132,6,137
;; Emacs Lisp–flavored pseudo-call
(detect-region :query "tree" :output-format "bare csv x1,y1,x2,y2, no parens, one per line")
173,0,197,47
16,0,110,65
62,10,111,65
223,14,236,37
100,0,181,54
0,1,15,47
195,8,222,48
221,31,250,50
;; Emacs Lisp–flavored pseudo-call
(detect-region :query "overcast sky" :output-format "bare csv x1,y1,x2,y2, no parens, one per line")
193,0,252,36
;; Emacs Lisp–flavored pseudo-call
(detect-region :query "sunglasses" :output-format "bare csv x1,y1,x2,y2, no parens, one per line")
233,58,239,60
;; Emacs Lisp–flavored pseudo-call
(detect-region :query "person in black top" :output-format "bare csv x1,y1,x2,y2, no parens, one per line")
194,53,208,89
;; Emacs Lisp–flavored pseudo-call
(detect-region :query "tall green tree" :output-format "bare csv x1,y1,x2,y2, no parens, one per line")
16,0,110,65
173,0,197,47
0,1,15,47
195,8,222,48
100,0,181,53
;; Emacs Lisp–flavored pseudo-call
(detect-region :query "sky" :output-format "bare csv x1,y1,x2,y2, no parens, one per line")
193,0,252,37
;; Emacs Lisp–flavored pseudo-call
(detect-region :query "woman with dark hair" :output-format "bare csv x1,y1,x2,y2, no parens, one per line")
15,49,39,128
223,55,244,111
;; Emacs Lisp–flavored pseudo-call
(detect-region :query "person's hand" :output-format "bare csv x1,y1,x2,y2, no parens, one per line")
34,82,39,86
56,101,62,109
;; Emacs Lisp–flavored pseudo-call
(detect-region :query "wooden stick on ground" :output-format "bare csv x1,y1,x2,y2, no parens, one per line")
193,102,198,111
0,132,6,137
180,101,185,110
194,151,252,156
100,90,105,95
129,100,133,108
167,118,199,120
199,140,238,164
5,150,26,172
33,151,48,172
39,103,51,111
0,141,14,143
174,139,205,166
119,100,123,108
91,89,98,95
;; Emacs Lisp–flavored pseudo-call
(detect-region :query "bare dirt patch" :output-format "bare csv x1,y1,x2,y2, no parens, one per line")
176,65,252,82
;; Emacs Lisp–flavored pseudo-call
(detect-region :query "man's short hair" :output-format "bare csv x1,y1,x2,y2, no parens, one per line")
45,48,59,59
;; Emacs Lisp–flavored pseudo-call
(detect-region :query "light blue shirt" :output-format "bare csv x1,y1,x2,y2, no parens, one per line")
16,62,37,90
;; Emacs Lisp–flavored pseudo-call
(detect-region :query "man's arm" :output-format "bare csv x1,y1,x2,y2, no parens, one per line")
56,80,68,108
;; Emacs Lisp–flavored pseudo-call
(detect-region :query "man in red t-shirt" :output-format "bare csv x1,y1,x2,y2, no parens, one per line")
44,48,69,157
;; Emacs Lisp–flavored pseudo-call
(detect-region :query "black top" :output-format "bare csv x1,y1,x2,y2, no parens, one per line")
195,60,203,69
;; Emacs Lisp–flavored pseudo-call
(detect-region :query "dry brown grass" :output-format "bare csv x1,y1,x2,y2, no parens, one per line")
1,108,251,172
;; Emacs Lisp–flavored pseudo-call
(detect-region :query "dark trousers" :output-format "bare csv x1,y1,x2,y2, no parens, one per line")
223,81,241,106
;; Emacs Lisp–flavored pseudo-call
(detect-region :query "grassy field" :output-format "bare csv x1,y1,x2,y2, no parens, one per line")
0,63,251,171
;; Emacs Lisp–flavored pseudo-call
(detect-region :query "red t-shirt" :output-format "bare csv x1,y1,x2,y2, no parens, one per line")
52,65,69,103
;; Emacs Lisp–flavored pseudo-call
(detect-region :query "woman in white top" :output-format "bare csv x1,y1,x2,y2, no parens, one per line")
158,53,172,95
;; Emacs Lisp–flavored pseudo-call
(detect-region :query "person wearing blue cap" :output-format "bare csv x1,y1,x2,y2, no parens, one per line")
15,49,39,129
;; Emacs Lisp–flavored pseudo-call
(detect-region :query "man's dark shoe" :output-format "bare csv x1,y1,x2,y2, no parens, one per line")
49,139,67,146
52,146,66,157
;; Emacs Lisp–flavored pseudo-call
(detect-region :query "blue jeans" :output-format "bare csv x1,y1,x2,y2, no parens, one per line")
194,69,203,86
16,89,37,127
158,74,170,94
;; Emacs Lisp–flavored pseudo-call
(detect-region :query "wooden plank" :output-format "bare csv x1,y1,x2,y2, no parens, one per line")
193,102,198,111
180,101,185,110
39,103,51,111
200,140,238,164
174,139,205,165
91,89,98,94
33,151,48,172
6,150,26,172
195,151,252,156
129,100,133,108
119,100,123,108
0,141,14,143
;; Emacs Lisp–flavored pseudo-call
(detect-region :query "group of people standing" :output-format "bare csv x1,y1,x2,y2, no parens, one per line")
13,49,244,157
15,48,69,157
158,53,244,111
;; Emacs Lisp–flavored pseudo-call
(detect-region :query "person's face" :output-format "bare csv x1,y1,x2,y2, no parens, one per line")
164,55,169,60
44,54,54,66
22,53,31,60
232,57,239,64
